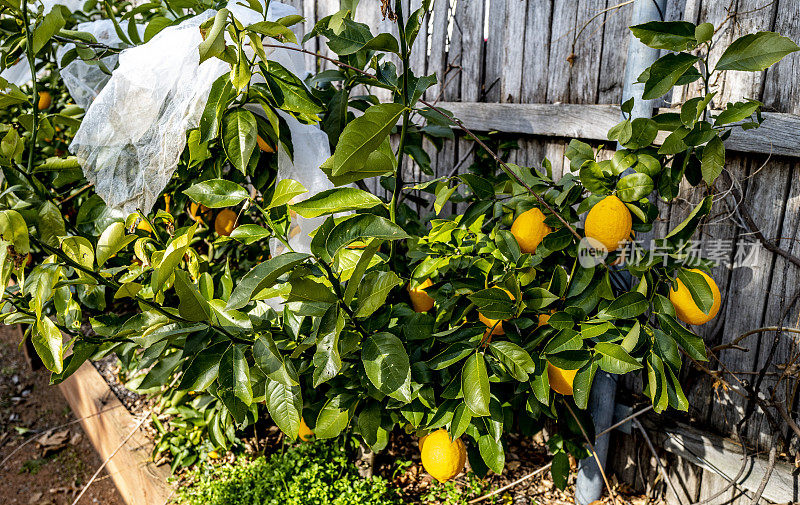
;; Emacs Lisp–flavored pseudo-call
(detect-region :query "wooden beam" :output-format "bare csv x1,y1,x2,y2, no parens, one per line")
436,102,800,158
641,417,797,503
59,362,172,505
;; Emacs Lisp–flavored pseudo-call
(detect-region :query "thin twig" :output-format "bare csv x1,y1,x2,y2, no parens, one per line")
747,434,778,505
596,404,654,438
712,326,800,352
0,404,125,468
632,419,685,505
70,409,152,505
467,462,552,504
563,401,618,505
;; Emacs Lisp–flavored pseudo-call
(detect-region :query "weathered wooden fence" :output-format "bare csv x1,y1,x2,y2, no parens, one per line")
290,0,800,503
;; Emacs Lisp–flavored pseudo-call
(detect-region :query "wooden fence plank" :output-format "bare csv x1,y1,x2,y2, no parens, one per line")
521,0,552,103
546,0,578,103
643,417,799,504
59,362,172,505
596,0,632,104
431,102,800,157
570,0,607,103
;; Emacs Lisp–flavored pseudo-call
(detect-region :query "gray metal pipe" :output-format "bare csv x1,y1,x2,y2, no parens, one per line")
574,1,666,503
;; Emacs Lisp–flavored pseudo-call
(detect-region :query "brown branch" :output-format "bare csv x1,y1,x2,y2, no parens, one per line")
632,419,685,505
747,433,778,505
712,326,800,353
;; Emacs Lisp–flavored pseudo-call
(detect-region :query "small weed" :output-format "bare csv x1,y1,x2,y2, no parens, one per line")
20,458,47,475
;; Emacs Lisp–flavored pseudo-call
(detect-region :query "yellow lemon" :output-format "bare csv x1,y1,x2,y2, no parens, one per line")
208,450,220,459
420,429,467,483
547,363,577,396
668,269,721,325
257,135,275,153
298,418,314,442
214,208,238,236
511,208,551,253
408,278,435,312
584,195,632,252
37,91,52,110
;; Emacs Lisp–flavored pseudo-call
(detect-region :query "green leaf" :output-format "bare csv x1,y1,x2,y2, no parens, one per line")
595,342,643,374
199,74,235,142
229,224,271,245
551,451,570,489
218,344,253,406
665,195,712,243
33,317,63,374
489,341,535,381
677,269,714,314
461,353,490,416
37,202,65,247
184,179,248,208
313,306,343,386
657,313,707,361
343,239,382,305
325,214,408,257
139,350,183,390
641,52,699,100
630,21,697,51
96,222,136,268
714,100,761,126
622,117,659,149
573,359,598,409
198,8,229,63
695,23,714,44
178,342,228,391
173,270,211,322
478,434,505,474
354,271,401,318
362,332,412,403
265,377,302,440
469,287,516,320
701,136,725,185
268,179,307,209
261,61,324,114
315,397,351,439
226,252,310,309
152,225,197,293
716,32,800,71
247,20,297,44
331,103,405,176
601,292,648,319
291,188,383,218
61,236,94,271
0,209,30,254
254,333,298,386
222,109,258,174
616,173,654,202
32,7,66,54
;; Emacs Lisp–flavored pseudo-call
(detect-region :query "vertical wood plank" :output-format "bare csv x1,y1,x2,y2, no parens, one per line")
426,0,451,102
569,0,607,103
484,0,506,102
521,0,552,103
762,0,800,113
498,0,527,103
546,0,578,103
597,0,633,104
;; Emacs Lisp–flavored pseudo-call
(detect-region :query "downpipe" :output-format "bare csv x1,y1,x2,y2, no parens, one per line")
574,0,667,503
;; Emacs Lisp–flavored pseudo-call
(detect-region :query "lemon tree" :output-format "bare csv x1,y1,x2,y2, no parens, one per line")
0,0,796,483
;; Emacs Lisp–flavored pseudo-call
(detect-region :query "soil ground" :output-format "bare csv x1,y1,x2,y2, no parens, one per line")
0,325,124,505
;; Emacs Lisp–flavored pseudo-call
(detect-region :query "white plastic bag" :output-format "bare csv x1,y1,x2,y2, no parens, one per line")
71,1,318,216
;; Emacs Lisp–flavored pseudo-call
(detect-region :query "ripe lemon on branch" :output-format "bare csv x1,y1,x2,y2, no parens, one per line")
584,195,632,252
669,269,721,325
37,91,52,110
215,208,238,236
547,363,577,396
420,429,467,483
408,278,435,312
511,208,551,253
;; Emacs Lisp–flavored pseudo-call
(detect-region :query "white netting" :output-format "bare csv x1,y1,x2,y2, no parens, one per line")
70,1,324,219
56,20,143,109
